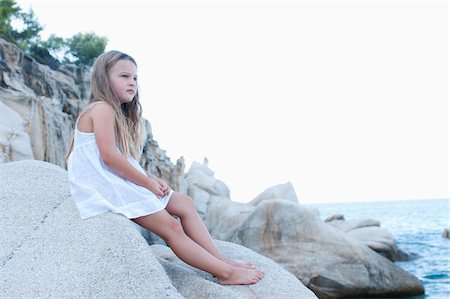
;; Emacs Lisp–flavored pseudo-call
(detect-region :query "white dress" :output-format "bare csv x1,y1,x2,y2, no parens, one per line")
67,104,173,220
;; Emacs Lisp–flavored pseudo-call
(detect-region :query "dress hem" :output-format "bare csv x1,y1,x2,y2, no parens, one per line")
78,189,175,220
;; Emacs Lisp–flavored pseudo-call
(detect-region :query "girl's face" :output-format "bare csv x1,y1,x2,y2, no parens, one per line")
109,59,138,104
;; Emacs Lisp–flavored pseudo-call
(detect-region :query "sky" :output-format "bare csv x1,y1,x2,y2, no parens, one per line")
15,0,449,204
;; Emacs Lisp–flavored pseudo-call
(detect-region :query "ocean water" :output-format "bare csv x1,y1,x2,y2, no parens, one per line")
305,198,449,299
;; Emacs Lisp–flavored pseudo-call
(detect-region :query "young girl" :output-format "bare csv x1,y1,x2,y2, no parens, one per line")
66,50,264,285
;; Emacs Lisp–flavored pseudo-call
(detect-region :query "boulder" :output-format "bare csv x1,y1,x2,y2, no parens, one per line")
326,216,414,261
249,182,299,206
0,160,316,299
0,160,181,298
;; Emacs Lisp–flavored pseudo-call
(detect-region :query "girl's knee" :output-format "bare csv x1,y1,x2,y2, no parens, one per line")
166,217,183,232
179,194,198,216
166,192,198,218
165,217,185,238
183,194,196,208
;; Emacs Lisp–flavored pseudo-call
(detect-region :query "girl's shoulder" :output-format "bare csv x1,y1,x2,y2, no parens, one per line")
83,101,113,112
80,101,114,118
77,101,115,131
90,101,114,113
87,102,116,125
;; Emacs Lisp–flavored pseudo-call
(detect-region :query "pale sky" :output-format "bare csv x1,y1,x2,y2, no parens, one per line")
16,0,449,204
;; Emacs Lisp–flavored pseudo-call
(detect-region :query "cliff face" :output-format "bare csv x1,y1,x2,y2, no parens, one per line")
0,38,184,190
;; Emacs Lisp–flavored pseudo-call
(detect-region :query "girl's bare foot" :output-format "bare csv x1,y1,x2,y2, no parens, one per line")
224,258,255,269
218,267,264,285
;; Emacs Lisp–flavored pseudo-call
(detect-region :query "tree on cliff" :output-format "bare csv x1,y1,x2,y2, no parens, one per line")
0,0,20,38
0,0,107,69
0,0,43,50
40,32,108,69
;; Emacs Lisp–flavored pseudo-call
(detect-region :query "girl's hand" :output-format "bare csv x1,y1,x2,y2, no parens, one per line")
156,178,170,197
146,178,165,199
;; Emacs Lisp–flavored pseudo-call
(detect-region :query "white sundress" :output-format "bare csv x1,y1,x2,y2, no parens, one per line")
67,103,173,220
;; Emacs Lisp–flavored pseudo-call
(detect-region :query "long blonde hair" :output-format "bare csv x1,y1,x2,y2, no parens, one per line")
65,51,144,164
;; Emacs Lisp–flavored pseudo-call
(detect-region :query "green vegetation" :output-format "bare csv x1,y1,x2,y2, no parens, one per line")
0,0,42,50
0,0,107,69
65,33,108,67
0,0,23,41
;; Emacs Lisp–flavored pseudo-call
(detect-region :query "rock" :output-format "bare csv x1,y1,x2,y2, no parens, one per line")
29,45,61,71
346,226,394,254
187,160,253,236
249,181,299,206
327,218,381,232
0,101,34,162
152,240,318,299
188,160,230,198
0,160,316,298
324,214,345,222
185,162,425,298
326,216,415,261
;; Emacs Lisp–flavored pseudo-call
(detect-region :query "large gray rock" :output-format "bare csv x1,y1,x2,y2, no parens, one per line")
185,161,425,298
0,160,182,298
0,160,316,298
325,216,412,261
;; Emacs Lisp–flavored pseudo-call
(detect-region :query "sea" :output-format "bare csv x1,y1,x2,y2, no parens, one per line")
305,198,449,299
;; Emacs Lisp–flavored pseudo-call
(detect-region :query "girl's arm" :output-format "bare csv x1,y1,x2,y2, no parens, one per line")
90,103,165,198
145,171,157,180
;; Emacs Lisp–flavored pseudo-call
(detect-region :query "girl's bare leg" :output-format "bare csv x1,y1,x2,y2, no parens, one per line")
131,209,263,285
165,192,259,270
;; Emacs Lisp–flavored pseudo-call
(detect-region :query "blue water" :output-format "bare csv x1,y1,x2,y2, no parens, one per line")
306,198,449,299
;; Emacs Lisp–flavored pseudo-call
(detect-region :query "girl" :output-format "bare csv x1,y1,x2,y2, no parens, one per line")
66,50,264,285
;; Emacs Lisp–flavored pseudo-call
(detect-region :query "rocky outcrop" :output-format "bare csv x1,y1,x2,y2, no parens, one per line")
0,37,85,165
186,160,425,299
443,228,450,239
325,215,414,261
0,37,184,191
0,160,318,299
